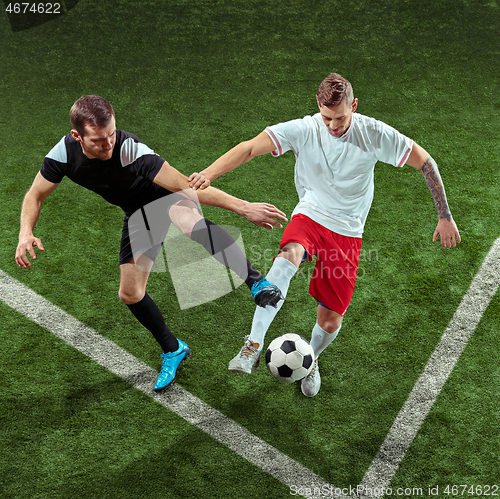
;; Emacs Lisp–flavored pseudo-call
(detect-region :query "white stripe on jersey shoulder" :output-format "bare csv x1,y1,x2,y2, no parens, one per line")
45,136,67,163
120,137,157,168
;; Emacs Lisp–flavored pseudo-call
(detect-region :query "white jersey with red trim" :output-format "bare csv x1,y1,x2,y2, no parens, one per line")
265,112,413,237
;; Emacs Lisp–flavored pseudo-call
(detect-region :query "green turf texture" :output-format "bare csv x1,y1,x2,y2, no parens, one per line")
1,0,499,497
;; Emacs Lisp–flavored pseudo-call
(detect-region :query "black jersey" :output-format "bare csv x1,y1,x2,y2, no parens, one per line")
40,130,174,215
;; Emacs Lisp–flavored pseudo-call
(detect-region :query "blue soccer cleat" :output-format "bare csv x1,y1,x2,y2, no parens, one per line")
154,339,191,391
251,278,284,308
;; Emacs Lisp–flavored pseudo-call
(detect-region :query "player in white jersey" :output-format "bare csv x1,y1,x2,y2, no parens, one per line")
189,73,461,397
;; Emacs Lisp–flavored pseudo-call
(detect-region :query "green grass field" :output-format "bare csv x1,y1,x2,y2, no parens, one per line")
1,0,499,498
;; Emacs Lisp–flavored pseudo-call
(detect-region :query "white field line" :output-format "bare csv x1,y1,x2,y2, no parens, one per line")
3,238,498,499
357,237,500,498
0,269,348,499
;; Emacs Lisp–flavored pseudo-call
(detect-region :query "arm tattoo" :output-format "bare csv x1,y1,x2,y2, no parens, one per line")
421,157,451,221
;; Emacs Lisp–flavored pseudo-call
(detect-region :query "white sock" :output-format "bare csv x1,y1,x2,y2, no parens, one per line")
310,322,341,358
249,257,298,349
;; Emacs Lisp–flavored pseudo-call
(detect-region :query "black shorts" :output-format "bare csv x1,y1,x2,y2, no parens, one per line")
119,192,191,265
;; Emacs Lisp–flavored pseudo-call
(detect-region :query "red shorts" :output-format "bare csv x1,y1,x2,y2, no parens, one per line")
280,214,362,316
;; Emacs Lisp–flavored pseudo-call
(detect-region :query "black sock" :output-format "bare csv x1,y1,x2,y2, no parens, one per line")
126,293,179,353
190,219,262,289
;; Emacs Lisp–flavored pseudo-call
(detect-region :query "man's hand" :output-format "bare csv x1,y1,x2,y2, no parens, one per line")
433,217,461,248
188,172,211,190
241,202,288,230
15,236,45,268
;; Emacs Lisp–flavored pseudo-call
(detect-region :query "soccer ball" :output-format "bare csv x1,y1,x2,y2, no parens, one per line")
265,333,314,383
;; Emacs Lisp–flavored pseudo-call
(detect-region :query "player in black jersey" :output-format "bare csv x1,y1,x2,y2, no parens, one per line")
15,95,287,391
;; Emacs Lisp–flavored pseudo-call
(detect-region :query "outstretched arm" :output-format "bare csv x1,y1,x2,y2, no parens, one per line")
153,160,287,230
16,172,59,268
406,142,461,248
188,131,276,190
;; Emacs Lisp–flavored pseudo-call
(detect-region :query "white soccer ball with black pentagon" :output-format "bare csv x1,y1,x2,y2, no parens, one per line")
265,333,314,383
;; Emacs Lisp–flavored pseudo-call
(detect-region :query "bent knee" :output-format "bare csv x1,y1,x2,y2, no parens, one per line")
169,199,202,236
118,287,145,305
276,242,306,268
317,313,343,333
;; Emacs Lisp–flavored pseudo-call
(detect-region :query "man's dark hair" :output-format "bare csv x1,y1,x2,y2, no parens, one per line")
316,73,354,107
70,95,115,137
